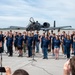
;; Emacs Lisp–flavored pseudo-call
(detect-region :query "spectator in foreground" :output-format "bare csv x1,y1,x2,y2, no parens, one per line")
63,56,75,75
2,68,29,75
0,67,11,75
12,69,29,75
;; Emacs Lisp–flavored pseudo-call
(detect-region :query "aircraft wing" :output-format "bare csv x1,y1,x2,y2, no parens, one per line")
41,26,72,31
52,26,72,29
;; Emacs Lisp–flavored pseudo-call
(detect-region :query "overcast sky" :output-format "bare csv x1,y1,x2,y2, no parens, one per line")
0,0,75,28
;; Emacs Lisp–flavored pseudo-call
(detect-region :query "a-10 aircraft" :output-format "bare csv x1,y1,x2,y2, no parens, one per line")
26,17,72,31
2,17,72,31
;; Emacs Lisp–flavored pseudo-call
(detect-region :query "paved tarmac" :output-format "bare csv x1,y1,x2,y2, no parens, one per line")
0,37,73,75
0,29,74,75
0,48,69,75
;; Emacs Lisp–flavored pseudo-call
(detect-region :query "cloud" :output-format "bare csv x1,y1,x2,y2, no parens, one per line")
0,0,75,28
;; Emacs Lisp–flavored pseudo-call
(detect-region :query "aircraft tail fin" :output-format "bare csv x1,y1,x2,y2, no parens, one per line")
54,20,56,27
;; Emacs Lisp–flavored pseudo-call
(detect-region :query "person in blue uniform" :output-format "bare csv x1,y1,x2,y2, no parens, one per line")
41,33,45,53
7,33,13,56
47,32,51,53
14,32,18,53
73,34,75,55
62,34,67,57
1,31,5,52
71,31,75,54
64,35,72,59
34,31,40,53
62,34,67,56
27,33,33,57
31,33,36,56
23,31,26,53
23,31,28,53
0,31,5,53
6,31,9,54
42,34,49,59
54,35,61,59
51,33,56,56
17,33,24,57
0,31,3,53
61,31,66,54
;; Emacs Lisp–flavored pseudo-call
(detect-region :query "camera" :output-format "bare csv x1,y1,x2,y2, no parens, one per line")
0,67,6,72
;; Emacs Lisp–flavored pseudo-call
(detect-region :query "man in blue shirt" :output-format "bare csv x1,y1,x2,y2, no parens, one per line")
17,33,24,57
41,33,45,53
7,33,13,56
27,33,33,57
62,34,67,56
0,31,5,53
42,34,49,59
14,32,18,53
6,31,9,54
23,32,28,53
34,31,40,53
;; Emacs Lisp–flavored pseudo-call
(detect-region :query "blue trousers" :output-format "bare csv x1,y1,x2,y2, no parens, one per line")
66,47,70,58
73,43,75,55
36,42,39,52
2,42,4,52
43,47,48,58
28,46,32,57
8,46,13,56
63,45,67,55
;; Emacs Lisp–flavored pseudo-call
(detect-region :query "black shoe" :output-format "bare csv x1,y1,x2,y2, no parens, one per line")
5,52,8,54
20,55,23,57
18,55,23,57
36,51,39,53
8,55,13,57
43,58,45,59
18,55,21,57
72,53,74,55
45,58,48,59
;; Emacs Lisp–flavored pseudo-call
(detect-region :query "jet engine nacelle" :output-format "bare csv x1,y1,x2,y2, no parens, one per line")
42,22,50,28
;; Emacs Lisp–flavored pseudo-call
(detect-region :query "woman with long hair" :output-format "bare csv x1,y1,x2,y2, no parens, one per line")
54,35,61,59
64,35,72,59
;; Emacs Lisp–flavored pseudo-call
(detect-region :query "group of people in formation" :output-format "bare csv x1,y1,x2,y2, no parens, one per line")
0,30,75,60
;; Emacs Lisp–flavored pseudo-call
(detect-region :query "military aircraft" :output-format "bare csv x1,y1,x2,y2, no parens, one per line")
26,17,72,31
